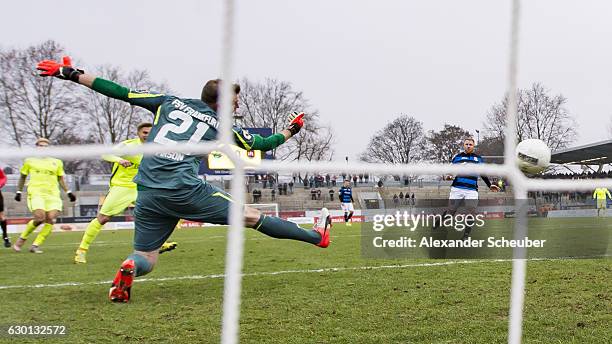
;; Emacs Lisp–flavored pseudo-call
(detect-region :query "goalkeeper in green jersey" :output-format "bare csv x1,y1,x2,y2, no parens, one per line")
74,123,177,264
37,56,331,302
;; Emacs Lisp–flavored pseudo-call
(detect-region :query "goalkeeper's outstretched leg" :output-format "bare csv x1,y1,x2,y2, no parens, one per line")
109,184,332,303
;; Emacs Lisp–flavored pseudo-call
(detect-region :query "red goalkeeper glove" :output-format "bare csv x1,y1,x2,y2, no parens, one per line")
286,112,305,136
36,56,83,82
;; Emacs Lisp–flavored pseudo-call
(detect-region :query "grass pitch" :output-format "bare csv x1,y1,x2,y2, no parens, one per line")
0,220,610,343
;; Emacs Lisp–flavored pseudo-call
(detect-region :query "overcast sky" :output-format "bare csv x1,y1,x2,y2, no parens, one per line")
3,0,611,160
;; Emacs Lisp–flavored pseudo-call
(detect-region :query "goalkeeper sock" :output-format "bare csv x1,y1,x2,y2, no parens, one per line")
32,223,54,246
347,212,354,221
254,215,321,245
127,253,153,277
1,220,7,240
79,218,103,251
20,220,39,240
344,213,348,222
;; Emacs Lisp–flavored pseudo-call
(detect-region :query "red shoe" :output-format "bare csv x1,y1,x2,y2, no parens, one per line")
108,259,135,303
314,208,331,248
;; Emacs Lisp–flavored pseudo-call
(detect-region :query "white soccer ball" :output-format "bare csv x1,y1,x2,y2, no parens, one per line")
516,139,551,175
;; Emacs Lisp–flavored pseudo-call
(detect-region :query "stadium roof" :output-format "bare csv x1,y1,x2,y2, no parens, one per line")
551,139,612,165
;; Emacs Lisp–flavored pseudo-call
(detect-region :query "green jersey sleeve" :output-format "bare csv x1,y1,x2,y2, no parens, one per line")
91,78,168,113
231,126,286,152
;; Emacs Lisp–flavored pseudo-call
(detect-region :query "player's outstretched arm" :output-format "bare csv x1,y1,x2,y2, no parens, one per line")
102,142,133,167
233,112,305,152
37,56,165,113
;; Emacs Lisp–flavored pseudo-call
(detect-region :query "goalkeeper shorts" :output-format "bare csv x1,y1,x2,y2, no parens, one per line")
133,183,232,251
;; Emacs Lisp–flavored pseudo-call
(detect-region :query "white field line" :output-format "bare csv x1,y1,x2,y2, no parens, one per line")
0,256,602,291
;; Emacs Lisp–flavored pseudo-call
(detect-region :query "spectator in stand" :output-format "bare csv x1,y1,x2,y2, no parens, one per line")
359,174,364,184
365,174,369,184
353,175,358,185
316,189,322,200
253,189,261,203
329,189,334,201
271,187,276,201
288,181,294,194
325,174,330,187
411,193,415,206
310,188,317,200
398,192,404,205
262,175,267,189
393,194,399,207
377,179,384,188
332,175,337,187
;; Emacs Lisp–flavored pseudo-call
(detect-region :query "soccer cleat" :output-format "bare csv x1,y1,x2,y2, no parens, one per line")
29,245,43,254
12,237,25,252
109,259,135,303
159,241,178,254
346,222,352,227
74,249,87,264
314,208,332,248
3,238,10,248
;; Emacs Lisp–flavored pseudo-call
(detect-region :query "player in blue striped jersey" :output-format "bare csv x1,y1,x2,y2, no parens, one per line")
435,137,499,239
339,180,355,226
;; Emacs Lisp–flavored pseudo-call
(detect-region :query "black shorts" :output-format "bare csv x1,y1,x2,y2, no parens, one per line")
0,190,4,212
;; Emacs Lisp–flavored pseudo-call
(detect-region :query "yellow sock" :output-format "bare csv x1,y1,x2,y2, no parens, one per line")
78,218,103,251
32,223,53,246
20,220,39,240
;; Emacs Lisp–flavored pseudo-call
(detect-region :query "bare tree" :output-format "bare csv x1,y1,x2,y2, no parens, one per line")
476,135,504,157
484,82,577,150
279,124,335,162
238,77,334,161
0,40,84,146
53,132,103,175
360,115,425,164
83,65,168,144
426,124,471,162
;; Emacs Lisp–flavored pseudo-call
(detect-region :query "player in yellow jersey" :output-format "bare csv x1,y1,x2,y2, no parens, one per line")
593,187,611,217
13,138,76,253
74,123,177,263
